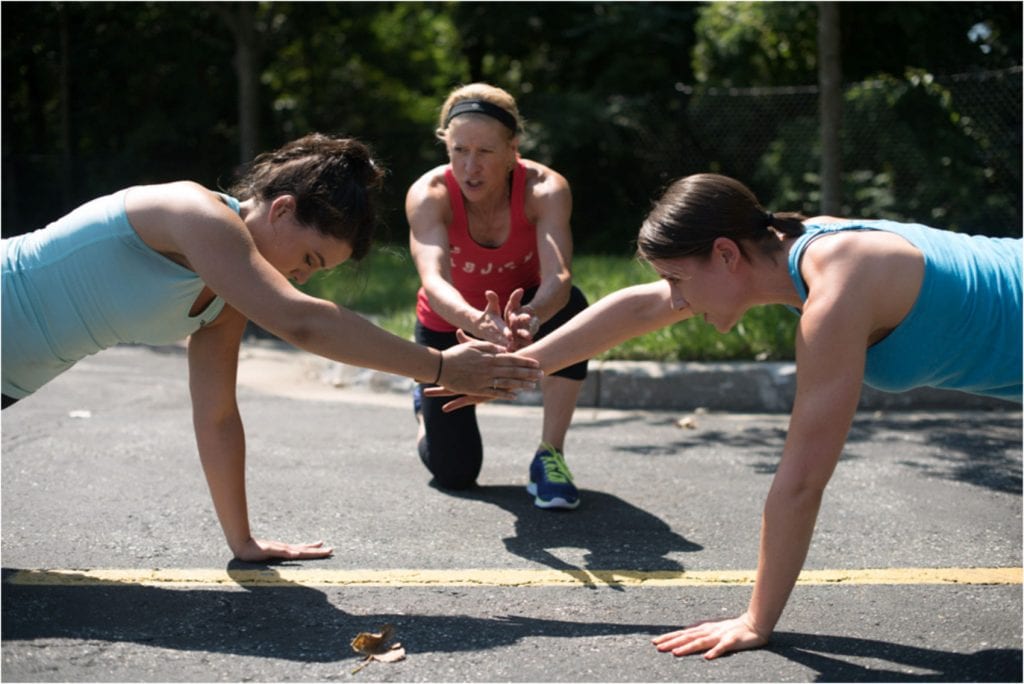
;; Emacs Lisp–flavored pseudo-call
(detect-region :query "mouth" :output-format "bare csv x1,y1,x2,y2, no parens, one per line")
464,179,484,190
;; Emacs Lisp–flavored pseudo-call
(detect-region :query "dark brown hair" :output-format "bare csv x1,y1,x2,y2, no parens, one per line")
230,133,385,260
637,173,806,262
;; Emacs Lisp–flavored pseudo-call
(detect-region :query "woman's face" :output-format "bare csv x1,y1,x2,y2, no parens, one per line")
444,115,517,202
649,247,747,334
258,197,353,285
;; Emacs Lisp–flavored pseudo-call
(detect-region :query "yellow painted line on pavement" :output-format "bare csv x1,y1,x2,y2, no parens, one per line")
5,567,1021,588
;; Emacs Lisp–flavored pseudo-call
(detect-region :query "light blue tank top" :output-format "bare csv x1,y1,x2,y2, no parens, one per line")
787,220,1022,402
2,188,238,398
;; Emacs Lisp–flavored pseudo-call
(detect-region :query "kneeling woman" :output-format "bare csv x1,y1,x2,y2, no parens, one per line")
406,84,589,509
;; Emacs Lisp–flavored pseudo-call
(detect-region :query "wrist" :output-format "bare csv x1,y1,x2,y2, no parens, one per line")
741,610,774,640
416,348,444,386
431,349,444,385
228,534,254,557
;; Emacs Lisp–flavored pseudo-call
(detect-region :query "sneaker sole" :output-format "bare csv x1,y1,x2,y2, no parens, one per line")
526,482,580,510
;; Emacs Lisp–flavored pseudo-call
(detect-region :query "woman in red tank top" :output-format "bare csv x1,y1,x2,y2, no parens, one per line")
407,83,590,509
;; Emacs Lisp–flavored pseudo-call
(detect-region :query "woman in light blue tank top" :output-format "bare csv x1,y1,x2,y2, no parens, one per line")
1,133,541,564
431,172,1021,660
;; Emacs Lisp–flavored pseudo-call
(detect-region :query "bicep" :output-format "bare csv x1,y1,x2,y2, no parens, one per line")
533,183,574,279
406,185,452,283
780,293,871,490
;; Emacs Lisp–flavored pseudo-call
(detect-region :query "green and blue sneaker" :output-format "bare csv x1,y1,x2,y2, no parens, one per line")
527,444,579,510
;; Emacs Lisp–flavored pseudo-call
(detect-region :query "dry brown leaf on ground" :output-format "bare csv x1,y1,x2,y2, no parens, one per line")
675,415,698,429
350,625,406,674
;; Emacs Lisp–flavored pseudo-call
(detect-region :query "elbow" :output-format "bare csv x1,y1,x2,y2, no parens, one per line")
275,319,317,350
254,298,327,351
547,272,573,310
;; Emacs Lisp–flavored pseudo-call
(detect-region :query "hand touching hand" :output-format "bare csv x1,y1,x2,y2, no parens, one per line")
436,329,542,399
422,385,493,413
233,537,334,563
503,288,541,351
473,290,515,347
652,613,769,660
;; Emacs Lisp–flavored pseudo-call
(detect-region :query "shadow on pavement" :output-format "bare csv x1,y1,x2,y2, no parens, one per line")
771,631,1023,682
1,566,678,664
436,484,702,586
610,413,1021,495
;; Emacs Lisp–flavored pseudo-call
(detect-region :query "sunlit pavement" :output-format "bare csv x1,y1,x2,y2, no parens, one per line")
3,344,1021,682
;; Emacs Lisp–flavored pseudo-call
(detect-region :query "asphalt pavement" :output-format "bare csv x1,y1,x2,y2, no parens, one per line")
2,343,1021,682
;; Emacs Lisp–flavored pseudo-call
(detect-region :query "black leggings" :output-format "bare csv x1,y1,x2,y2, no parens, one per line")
2,394,20,410
415,285,589,489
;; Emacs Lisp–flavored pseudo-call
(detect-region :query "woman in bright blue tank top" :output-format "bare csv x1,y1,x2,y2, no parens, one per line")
1,133,541,564
430,172,1021,660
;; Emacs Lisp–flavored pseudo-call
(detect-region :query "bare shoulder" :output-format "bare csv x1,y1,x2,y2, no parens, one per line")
803,228,921,273
805,215,846,224
406,164,450,204
126,181,222,214
801,229,924,334
520,158,570,198
520,159,570,227
406,164,453,230
125,181,238,253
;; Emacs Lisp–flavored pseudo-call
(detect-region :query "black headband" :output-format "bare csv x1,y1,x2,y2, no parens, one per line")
444,99,518,133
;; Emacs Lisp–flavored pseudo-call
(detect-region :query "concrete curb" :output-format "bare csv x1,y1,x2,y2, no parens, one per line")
290,342,1014,413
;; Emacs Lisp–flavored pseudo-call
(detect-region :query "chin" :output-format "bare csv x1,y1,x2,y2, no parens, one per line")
711,319,737,334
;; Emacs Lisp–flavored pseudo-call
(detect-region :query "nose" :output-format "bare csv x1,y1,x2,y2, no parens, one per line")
669,284,688,311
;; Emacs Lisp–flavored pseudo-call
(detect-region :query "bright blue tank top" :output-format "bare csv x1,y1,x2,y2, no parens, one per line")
2,188,237,398
787,220,1022,402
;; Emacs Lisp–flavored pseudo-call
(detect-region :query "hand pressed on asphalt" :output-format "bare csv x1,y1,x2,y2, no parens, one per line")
233,538,334,562
652,613,769,660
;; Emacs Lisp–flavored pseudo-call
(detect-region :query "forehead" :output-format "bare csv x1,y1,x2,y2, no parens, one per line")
648,257,695,280
446,115,512,146
300,225,353,268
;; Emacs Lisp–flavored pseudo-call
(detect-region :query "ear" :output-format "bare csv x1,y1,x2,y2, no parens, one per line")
712,237,742,272
506,136,520,163
269,195,296,222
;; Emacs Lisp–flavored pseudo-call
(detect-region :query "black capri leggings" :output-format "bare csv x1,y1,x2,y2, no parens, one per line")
415,285,589,489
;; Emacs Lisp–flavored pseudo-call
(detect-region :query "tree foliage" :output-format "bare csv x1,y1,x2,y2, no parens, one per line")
3,1,1020,246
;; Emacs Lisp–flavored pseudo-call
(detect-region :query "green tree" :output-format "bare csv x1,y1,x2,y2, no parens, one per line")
449,2,700,253
3,2,238,235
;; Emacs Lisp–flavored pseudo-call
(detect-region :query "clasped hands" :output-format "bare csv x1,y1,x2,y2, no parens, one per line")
472,287,540,352
430,288,540,411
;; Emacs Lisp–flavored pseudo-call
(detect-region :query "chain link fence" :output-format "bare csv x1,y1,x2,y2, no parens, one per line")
625,66,1021,239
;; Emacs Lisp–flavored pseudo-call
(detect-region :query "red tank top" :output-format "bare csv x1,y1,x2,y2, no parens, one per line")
416,161,541,332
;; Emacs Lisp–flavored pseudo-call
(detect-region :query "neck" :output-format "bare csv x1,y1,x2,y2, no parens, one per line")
747,237,803,308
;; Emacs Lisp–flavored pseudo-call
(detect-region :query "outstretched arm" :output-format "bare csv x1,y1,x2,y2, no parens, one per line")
505,163,574,349
525,280,689,373
188,306,333,561
129,182,540,397
431,280,691,410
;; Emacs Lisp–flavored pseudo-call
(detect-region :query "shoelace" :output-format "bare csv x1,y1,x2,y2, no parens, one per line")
538,449,573,484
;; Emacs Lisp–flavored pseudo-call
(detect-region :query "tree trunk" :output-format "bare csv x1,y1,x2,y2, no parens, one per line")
235,4,259,165
58,3,72,208
219,3,259,165
817,2,842,215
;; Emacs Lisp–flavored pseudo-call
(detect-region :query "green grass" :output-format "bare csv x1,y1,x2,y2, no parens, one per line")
301,247,797,361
